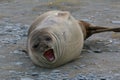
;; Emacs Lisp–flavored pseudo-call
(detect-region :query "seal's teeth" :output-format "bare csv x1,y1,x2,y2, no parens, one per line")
43,49,55,62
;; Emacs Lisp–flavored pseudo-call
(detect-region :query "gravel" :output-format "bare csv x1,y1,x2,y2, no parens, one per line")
0,22,29,45
0,17,120,80
0,0,120,80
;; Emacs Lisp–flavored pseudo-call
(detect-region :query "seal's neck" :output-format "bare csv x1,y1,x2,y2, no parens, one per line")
78,20,120,40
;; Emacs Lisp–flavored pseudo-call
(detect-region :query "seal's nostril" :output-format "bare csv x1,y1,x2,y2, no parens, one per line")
32,43,39,49
44,45,49,49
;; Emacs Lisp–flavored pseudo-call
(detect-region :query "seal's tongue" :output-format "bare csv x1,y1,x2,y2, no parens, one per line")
43,49,55,62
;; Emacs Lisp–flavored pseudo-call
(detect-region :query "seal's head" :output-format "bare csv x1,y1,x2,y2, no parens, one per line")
28,30,49,65
27,10,84,68
31,30,55,62
28,27,67,68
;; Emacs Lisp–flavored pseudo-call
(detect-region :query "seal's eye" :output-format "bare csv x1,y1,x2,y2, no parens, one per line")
44,36,52,42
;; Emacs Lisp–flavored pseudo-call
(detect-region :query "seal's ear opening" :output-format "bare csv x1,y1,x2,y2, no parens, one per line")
57,11,70,19
43,49,55,62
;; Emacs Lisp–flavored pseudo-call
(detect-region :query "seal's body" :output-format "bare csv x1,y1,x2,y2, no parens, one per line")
27,10,120,68
28,11,84,68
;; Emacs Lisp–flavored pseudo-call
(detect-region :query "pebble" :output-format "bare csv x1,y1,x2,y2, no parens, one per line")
21,77,34,80
93,49,102,53
48,71,69,80
103,8,110,11
81,18,92,22
111,21,120,24
9,70,24,75
13,50,19,54
9,70,17,73
79,65,86,68
108,40,113,43
0,55,5,58
73,65,86,69
14,62,23,65
114,73,120,77
52,70,60,73
73,65,80,69
38,74,48,79
11,50,25,55
31,72,39,76
100,78,106,80
71,74,87,80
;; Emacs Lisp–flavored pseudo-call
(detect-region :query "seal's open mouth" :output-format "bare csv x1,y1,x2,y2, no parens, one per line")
43,49,55,62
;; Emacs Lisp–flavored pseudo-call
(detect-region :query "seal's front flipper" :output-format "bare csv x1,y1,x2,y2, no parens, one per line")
78,20,120,39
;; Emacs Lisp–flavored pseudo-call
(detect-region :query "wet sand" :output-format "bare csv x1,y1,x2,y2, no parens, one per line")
0,0,120,80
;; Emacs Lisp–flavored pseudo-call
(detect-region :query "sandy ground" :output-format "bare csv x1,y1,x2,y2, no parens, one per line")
0,0,120,80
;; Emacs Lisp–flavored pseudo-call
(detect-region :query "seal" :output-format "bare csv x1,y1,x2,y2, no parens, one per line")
27,10,120,68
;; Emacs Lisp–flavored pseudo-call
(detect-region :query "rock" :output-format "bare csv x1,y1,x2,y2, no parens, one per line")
21,77,34,80
12,50,20,54
81,19,92,23
103,8,110,11
93,49,102,53
31,72,39,76
100,78,106,80
52,70,60,73
0,55,5,58
14,62,23,65
76,74,88,80
111,21,120,24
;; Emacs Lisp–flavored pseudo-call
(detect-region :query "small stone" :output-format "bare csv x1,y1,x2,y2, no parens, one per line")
21,77,34,80
100,78,106,80
30,66,36,69
111,21,120,24
62,79,68,80
6,29,12,32
12,50,24,54
0,55,5,58
38,74,48,79
9,70,16,73
5,25,13,29
52,70,60,73
114,73,120,76
79,65,86,68
10,40,17,44
73,65,79,69
116,16,120,18
13,50,19,54
31,72,39,76
93,49,102,53
81,19,92,22
76,75,87,80
103,8,110,11
15,62,23,65
108,40,113,43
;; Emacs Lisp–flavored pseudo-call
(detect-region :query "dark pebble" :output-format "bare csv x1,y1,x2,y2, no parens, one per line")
31,72,39,76
100,78,106,80
93,50,102,53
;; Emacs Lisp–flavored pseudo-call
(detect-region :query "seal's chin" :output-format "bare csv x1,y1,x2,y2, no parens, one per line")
43,49,55,62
